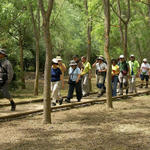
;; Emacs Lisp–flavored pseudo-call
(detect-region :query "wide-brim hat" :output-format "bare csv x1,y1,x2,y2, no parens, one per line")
0,49,7,56
52,58,58,64
97,56,104,60
69,60,77,66
119,55,124,59
56,56,62,61
130,54,135,57
143,58,147,62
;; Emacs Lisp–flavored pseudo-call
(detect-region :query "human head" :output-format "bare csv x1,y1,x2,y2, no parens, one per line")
97,56,104,63
130,54,135,62
52,58,58,67
73,55,79,62
81,56,86,63
69,60,77,69
119,55,125,62
0,49,7,59
56,56,62,64
143,58,147,64
112,59,117,66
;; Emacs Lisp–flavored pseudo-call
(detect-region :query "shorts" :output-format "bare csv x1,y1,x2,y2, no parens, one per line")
140,74,149,81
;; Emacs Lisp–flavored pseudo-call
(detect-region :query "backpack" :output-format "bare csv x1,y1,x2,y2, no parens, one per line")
0,62,8,87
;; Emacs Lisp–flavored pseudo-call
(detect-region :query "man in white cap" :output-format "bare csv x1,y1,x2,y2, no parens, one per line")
118,55,130,95
0,49,16,111
140,58,150,88
128,54,140,93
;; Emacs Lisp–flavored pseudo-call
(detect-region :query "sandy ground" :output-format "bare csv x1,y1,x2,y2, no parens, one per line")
0,95,150,150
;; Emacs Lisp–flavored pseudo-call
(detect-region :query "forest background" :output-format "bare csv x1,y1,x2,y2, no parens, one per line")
0,0,150,90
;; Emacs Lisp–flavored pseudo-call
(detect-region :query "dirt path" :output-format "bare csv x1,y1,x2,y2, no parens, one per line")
0,95,150,150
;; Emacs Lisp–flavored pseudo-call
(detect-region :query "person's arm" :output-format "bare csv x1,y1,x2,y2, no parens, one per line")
6,60,14,83
60,74,64,88
59,63,67,72
92,60,98,68
76,74,81,83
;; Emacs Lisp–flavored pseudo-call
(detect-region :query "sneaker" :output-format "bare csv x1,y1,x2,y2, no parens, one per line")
59,99,63,105
65,98,70,103
51,102,56,106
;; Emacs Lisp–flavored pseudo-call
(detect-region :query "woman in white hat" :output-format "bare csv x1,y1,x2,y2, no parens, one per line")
51,58,64,106
140,58,150,88
65,60,82,103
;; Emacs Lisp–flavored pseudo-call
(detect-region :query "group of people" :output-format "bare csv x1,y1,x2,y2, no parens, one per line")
0,47,149,110
51,54,150,106
51,55,92,106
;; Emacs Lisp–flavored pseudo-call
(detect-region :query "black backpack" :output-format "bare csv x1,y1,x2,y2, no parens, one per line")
0,62,8,87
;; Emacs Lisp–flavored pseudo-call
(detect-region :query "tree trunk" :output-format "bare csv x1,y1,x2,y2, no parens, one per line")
39,0,54,124
19,35,26,89
85,0,92,91
29,3,40,96
124,23,128,59
103,0,113,109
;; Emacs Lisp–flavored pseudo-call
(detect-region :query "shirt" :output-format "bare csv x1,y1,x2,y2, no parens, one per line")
128,60,139,75
112,65,119,76
69,67,80,81
96,62,107,71
81,62,91,75
51,67,62,82
140,63,150,75
58,63,66,74
118,61,129,72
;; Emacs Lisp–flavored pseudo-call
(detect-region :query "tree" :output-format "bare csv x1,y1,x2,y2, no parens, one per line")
29,1,40,96
110,0,131,59
103,0,113,109
39,0,54,124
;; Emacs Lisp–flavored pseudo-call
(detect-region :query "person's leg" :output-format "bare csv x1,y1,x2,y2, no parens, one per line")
82,74,89,96
118,73,123,95
132,75,137,93
51,81,60,105
123,76,129,95
140,74,144,88
65,83,75,103
97,75,104,97
129,76,133,93
145,75,149,88
112,76,118,96
1,84,16,111
75,80,82,102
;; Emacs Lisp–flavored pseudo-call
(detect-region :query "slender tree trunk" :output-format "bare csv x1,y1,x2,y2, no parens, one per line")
29,3,40,96
136,37,143,63
85,0,92,91
19,35,26,89
124,23,128,59
39,0,54,124
103,0,113,109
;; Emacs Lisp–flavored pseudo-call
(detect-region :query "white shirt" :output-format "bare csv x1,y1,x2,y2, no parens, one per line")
140,63,150,75
96,62,107,71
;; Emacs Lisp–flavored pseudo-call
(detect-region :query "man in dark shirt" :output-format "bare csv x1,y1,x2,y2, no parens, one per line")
0,49,16,111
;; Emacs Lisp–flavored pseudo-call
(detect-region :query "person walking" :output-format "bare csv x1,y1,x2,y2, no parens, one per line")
112,59,119,97
128,55,140,93
0,49,16,111
95,57,107,97
51,58,64,106
56,56,66,99
65,60,82,103
81,56,92,97
140,58,150,88
118,55,130,95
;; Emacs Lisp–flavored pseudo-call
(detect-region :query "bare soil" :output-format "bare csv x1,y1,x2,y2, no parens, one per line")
0,95,150,150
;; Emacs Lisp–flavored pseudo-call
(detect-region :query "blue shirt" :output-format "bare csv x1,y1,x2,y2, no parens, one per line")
51,67,62,82
69,67,80,81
